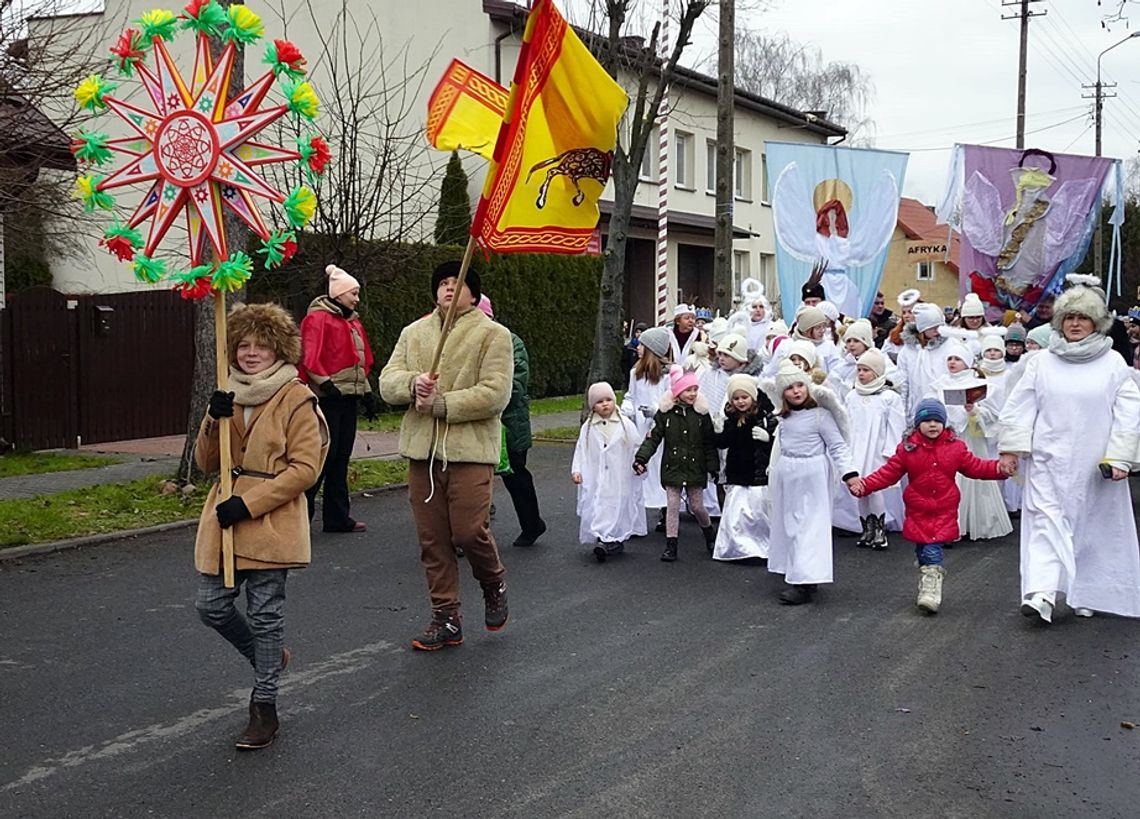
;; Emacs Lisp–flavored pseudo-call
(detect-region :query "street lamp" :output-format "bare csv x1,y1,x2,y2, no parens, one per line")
1093,31,1140,276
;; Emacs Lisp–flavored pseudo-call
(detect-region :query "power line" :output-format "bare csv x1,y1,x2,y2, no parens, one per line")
897,111,1089,153
874,105,1086,142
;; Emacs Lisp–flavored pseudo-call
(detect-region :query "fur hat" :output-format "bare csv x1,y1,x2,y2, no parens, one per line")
706,316,730,344
725,373,759,403
1052,283,1113,335
1027,324,1053,348
795,305,829,333
857,347,887,378
587,381,616,408
1005,322,1027,343
476,294,494,319
668,364,700,398
638,327,671,358
960,292,986,318
430,260,481,304
913,302,945,333
717,333,749,363
227,302,301,365
326,264,360,301
844,319,874,351
673,303,696,319
897,288,921,309
914,398,947,426
785,339,818,369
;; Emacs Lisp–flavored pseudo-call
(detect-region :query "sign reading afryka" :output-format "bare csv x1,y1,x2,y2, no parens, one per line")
905,240,948,264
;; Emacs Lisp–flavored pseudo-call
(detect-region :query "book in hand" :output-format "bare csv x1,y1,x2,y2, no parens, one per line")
942,381,987,406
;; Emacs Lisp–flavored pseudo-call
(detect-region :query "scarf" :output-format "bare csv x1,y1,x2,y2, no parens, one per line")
979,357,1006,374
229,360,299,407
1049,332,1113,363
853,373,888,396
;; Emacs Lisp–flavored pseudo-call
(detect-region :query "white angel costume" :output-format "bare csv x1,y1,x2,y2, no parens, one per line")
834,385,906,533
620,371,670,509
572,414,647,545
773,167,900,318
999,335,1140,617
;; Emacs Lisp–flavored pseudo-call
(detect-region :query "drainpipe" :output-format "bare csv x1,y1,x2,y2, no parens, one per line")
494,24,516,84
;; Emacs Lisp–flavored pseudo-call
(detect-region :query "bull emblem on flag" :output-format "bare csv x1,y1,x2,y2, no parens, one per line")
526,147,613,209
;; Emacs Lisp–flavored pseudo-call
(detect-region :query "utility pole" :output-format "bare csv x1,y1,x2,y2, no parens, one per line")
1002,0,1045,149
713,0,734,317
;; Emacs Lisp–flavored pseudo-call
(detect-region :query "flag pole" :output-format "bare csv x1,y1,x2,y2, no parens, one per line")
213,290,236,588
429,234,478,376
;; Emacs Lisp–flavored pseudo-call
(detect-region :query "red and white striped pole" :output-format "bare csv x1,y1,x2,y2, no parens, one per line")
654,0,670,326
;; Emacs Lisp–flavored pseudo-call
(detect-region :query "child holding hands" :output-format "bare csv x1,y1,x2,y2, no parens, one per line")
851,398,1012,614
572,382,647,562
634,365,720,562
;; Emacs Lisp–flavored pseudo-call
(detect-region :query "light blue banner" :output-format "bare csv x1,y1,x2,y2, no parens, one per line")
767,142,909,320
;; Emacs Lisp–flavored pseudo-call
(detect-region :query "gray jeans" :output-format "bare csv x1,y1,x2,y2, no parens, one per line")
195,569,288,703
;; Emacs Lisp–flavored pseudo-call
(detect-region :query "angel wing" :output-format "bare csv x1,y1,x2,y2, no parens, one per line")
772,161,822,263
846,169,900,267
961,170,1005,257
809,382,850,443
1043,178,1098,270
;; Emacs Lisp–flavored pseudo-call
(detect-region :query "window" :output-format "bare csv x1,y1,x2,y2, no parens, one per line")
733,250,749,280
706,139,717,193
674,131,693,189
639,129,655,180
916,262,934,282
760,152,771,203
734,148,752,200
759,253,773,282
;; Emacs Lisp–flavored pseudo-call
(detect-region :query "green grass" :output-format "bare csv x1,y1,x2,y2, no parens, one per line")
0,452,121,479
0,458,411,549
533,425,579,442
358,393,620,433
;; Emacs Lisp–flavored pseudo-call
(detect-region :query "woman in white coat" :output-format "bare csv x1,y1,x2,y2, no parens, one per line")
999,278,1140,622
573,382,647,561
621,326,672,524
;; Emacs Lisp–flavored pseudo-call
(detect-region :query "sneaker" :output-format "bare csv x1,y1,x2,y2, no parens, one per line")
483,581,509,631
411,610,463,651
1020,593,1053,624
779,584,815,605
1073,607,1095,618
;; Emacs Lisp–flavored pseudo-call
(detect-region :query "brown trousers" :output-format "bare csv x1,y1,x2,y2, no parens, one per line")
408,460,505,612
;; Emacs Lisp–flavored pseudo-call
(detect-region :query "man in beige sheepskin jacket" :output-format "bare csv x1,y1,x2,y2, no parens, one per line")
380,260,514,651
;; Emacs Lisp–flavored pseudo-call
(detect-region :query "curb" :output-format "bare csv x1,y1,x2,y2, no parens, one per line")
0,481,411,563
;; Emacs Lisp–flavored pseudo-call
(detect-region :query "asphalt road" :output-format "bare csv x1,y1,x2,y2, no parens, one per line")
2,443,1139,818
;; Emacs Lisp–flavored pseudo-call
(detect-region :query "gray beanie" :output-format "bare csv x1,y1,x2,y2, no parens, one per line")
638,326,671,358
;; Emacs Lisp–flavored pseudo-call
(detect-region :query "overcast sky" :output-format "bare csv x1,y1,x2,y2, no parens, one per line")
570,0,1140,206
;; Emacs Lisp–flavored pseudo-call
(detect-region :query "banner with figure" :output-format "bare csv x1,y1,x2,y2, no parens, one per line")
936,144,1122,318
768,142,908,320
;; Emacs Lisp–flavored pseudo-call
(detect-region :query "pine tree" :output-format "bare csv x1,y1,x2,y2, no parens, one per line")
435,151,472,246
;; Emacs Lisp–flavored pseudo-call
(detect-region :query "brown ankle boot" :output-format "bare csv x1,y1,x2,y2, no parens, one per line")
236,701,279,750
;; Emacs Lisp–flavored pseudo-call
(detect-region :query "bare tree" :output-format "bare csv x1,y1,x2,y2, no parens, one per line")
732,30,876,145
585,0,713,387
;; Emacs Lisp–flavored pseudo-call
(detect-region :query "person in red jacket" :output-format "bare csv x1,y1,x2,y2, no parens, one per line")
300,264,378,533
850,398,1012,615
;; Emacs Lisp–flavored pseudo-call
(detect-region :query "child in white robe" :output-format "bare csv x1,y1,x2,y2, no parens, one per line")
573,382,647,562
620,327,672,529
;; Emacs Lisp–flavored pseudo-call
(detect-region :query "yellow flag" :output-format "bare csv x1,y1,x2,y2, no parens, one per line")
472,0,628,254
425,59,507,161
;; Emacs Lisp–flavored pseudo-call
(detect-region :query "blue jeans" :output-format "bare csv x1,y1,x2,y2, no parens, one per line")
915,543,944,566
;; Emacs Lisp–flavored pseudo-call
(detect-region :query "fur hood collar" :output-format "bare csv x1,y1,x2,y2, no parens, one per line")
658,391,710,415
307,294,358,321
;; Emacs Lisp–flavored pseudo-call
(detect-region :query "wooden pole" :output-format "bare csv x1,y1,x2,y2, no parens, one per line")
213,290,235,588
428,235,478,376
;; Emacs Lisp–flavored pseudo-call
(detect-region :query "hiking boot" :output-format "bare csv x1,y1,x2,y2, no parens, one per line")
779,584,816,605
1020,593,1053,624
870,515,889,550
660,537,679,562
702,524,718,555
855,516,872,548
513,520,547,548
482,581,509,631
411,609,463,651
916,565,945,614
236,701,279,750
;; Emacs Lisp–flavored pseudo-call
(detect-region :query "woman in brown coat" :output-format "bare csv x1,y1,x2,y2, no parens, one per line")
193,302,327,751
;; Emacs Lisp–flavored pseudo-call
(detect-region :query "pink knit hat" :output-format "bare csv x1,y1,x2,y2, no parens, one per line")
668,364,699,398
587,381,616,407
326,264,360,300
476,294,494,319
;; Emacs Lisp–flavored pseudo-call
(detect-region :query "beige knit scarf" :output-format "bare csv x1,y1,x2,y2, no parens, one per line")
229,360,299,407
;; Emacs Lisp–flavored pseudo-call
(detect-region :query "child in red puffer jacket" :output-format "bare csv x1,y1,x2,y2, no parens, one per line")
850,398,1012,615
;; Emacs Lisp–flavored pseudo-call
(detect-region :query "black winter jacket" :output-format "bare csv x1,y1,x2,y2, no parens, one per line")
712,401,778,486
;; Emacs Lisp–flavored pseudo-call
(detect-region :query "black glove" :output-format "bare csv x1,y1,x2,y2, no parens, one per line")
361,391,382,421
208,390,235,420
319,380,342,398
216,495,251,529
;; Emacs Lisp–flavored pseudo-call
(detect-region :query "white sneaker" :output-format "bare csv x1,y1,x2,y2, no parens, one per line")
1020,593,1053,623
916,565,945,614
1073,607,1094,618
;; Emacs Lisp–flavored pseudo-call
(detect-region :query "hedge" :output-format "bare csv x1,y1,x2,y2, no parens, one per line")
249,238,602,400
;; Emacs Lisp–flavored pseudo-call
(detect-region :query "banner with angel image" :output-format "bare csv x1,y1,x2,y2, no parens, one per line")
935,144,1122,318
768,141,908,320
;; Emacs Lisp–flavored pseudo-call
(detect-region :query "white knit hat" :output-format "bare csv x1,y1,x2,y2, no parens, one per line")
717,333,749,363
775,358,811,394
943,339,974,368
785,339,818,369
817,300,840,322
326,264,360,300
795,305,829,333
706,316,730,343
844,319,874,350
857,347,887,378
725,372,758,402
767,319,789,339
980,333,1005,355
960,292,986,318
913,302,945,333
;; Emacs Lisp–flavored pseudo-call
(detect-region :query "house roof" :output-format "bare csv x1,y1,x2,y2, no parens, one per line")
0,86,75,172
896,197,960,273
482,1,846,139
